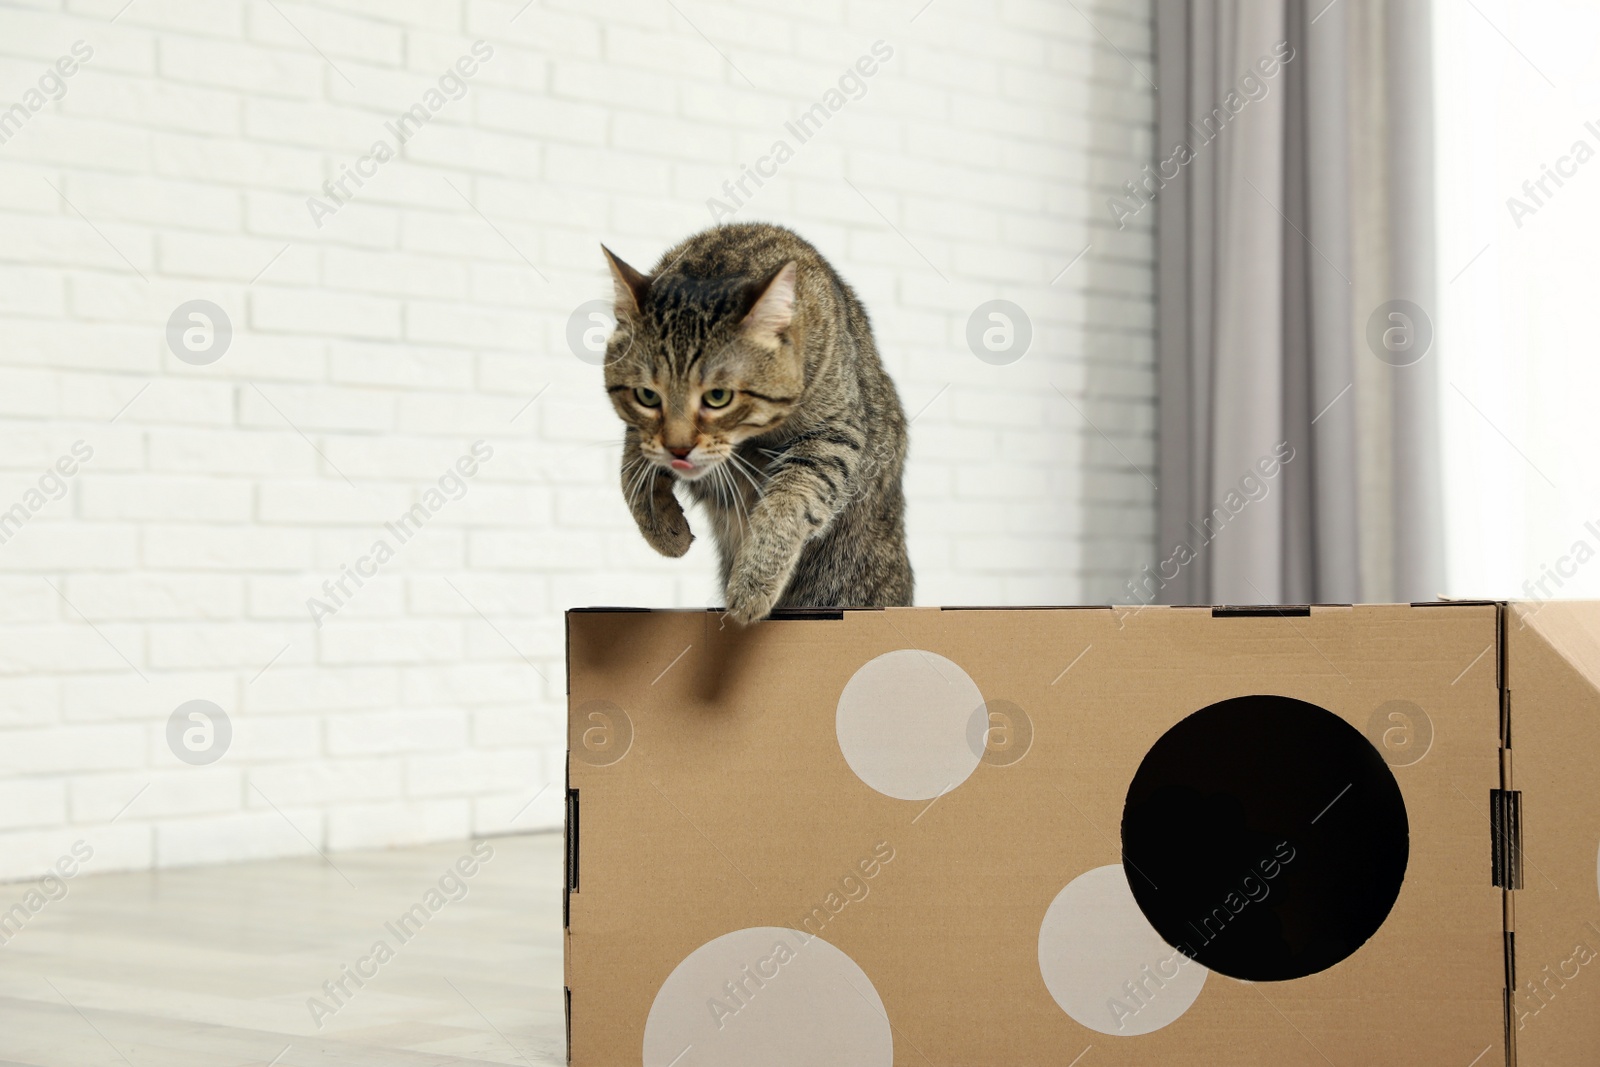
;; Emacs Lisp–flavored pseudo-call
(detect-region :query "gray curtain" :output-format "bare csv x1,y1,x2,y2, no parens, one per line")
1152,0,1443,605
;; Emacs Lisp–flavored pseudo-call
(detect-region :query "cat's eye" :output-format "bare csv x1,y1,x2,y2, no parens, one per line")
702,388,734,409
633,387,662,408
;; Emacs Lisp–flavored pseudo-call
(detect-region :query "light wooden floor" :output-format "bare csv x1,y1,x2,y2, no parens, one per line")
0,834,566,1066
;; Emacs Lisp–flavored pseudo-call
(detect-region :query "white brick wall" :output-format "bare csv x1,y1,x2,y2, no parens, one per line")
0,0,1155,879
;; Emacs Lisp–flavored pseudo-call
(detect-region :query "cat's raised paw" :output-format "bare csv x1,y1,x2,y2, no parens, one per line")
644,518,693,559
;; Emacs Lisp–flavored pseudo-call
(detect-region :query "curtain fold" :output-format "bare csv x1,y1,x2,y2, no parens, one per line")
1383,1,1445,601
1153,0,1443,605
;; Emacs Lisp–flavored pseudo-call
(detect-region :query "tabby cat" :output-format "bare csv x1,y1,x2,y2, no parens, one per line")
600,222,912,623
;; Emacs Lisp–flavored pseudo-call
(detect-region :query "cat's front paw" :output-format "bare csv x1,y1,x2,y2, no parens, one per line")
722,572,777,626
643,513,694,558
630,472,694,558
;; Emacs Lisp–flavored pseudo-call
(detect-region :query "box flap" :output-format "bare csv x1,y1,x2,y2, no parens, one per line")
1504,601,1600,1064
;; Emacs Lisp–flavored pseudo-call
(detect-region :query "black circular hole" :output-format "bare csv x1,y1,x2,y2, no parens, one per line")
1121,694,1409,982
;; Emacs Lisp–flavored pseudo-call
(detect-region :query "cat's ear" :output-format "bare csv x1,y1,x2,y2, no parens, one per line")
740,261,797,347
601,244,651,317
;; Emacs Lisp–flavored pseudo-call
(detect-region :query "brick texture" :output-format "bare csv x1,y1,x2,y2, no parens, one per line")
0,0,1154,879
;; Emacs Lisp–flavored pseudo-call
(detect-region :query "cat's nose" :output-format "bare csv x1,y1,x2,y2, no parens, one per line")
666,445,694,459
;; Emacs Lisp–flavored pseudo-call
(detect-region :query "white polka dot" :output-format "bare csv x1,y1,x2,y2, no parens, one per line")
1038,865,1209,1037
835,649,985,801
643,927,892,1067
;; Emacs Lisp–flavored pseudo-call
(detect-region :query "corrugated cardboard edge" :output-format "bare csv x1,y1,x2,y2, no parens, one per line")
563,605,583,928
1498,603,1519,1067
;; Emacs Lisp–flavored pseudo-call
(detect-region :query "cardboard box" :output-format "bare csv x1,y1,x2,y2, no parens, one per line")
564,602,1600,1066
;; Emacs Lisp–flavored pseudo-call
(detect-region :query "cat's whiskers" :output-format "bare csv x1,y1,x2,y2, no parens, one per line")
620,453,641,497
629,455,661,519
726,451,768,498
706,465,728,517
735,465,756,531
732,470,752,531
713,464,749,535
729,466,751,531
623,456,653,516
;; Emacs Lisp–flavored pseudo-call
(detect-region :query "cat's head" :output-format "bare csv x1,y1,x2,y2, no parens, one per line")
600,245,803,483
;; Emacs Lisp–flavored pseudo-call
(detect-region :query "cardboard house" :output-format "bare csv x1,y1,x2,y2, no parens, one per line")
564,602,1600,1066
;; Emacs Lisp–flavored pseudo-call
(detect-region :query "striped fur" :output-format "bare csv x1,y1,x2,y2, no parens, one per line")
601,222,912,623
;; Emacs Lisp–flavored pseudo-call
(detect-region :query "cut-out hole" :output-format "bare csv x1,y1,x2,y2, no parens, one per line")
1121,694,1409,982
1211,605,1311,618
